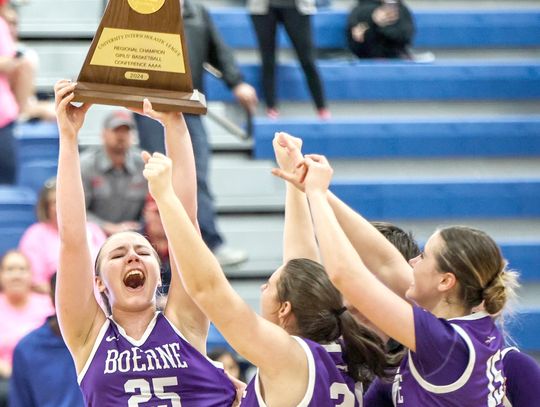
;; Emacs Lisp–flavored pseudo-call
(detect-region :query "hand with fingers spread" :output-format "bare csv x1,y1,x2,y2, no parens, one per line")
270,132,308,191
54,79,92,138
142,151,174,202
302,154,334,196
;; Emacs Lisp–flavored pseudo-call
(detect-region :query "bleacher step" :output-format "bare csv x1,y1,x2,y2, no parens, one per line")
217,213,540,281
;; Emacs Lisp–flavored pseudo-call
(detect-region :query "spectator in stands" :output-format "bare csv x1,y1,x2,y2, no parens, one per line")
135,0,257,266
19,177,106,293
0,250,53,406
2,4,55,122
0,0,20,184
9,273,85,407
208,348,243,381
347,0,415,59
80,110,148,236
248,0,330,119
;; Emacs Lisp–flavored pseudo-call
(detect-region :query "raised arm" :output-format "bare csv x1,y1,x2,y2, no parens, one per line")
54,80,105,362
143,154,308,398
136,100,209,352
272,133,319,263
272,141,412,297
327,191,413,297
303,155,416,351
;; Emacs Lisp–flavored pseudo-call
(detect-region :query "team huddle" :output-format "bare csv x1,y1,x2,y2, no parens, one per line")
53,79,538,407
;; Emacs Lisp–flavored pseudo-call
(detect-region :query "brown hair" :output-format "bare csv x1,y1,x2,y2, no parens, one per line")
36,178,56,222
276,258,389,385
371,221,420,261
436,226,519,315
94,231,161,315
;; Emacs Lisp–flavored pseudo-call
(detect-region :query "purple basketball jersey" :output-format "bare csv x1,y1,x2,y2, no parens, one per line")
502,347,540,407
392,307,508,406
79,312,236,406
242,337,362,406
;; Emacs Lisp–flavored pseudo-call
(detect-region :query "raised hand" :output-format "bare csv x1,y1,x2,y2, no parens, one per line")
271,132,308,191
272,132,303,171
128,98,184,128
142,151,174,201
54,79,91,138
303,154,334,196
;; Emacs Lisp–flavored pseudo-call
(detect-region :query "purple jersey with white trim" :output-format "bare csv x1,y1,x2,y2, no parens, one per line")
242,337,362,406
502,347,540,407
79,312,236,406
392,306,507,406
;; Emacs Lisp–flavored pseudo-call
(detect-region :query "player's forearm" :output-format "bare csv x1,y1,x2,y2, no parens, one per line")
57,136,90,246
283,184,319,263
156,191,222,298
327,191,408,276
308,191,369,287
164,119,198,224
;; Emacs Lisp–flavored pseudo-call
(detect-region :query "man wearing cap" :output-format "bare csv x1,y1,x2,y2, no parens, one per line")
135,0,257,266
80,110,147,236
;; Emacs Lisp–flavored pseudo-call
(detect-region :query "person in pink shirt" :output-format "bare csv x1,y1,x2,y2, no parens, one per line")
0,250,53,405
0,0,20,184
19,178,107,293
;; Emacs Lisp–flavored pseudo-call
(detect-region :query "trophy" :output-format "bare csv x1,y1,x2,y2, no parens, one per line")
73,0,206,114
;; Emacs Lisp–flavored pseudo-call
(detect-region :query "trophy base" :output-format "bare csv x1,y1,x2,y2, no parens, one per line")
73,82,207,114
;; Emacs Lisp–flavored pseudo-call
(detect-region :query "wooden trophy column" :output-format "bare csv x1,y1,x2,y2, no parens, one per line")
74,0,206,113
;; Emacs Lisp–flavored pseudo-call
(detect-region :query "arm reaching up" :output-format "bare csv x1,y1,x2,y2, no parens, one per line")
133,99,208,352
143,153,312,406
272,142,412,297
54,80,106,370
272,132,319,263
302,154,416,351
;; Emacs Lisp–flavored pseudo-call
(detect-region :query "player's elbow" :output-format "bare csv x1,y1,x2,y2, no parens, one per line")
326,263,350,289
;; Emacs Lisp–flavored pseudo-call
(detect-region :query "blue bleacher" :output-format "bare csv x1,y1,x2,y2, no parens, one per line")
205,61,540,102
15,121,59,162
210,8,540,49
253,116,540,159
0,186,37,229
0,227,28,257
330,179,540,219
507,309,540,352
501,242,540,282
17,160,58,193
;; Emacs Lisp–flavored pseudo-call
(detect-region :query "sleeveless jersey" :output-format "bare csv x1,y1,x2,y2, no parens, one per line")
392,307,508,406
78,312,236,406
242,337,362,406
501,346,540,407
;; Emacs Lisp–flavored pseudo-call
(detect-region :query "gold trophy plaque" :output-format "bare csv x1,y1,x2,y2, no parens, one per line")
73,0,206,114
